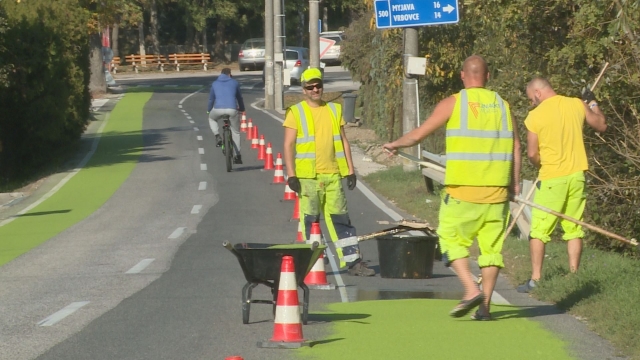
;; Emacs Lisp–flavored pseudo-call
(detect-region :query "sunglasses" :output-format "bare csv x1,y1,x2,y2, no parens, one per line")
304,83,323,90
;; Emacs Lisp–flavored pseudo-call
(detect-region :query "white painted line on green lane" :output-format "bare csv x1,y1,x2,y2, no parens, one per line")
168,227,186,239
198,182,207,190
38,301,90,327
191,205,202,214
126,259,155,274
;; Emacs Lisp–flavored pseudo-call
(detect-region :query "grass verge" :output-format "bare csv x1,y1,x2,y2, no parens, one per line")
362,165,640,359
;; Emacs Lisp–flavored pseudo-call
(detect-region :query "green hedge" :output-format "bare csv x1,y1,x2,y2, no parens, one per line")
0,0,90,182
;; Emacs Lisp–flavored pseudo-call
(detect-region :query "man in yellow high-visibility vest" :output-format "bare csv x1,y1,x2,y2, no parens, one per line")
383,55,522,320
283,68,374,276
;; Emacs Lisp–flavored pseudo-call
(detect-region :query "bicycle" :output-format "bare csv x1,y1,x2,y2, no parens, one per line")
219,114,234,172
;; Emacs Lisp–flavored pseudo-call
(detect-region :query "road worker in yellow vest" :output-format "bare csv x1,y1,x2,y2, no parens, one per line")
283,68,375,276
383,55,522,319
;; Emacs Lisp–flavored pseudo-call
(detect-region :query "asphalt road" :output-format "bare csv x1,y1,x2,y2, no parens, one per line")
0,68,625,360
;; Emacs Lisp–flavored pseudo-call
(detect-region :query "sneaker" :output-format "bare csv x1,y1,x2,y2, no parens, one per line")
347,261,375,277
215,134,222,147
516,279,537,293
233,155,243,164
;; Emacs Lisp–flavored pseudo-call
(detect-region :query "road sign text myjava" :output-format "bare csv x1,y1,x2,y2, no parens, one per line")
374,0,459,29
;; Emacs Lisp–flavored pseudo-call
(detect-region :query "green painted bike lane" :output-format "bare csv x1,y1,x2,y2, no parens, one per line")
0,92,152,266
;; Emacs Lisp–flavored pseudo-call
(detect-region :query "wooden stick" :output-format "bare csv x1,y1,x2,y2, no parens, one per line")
514,197,638,247
505,178,539,239
383,148,446,173
590,62,609,91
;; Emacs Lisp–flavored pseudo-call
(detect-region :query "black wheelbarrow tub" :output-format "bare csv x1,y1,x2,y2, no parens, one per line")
223,241,328,324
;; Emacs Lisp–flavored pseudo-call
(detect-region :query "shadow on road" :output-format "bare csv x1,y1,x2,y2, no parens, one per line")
307,312,371,324
492,304,564,320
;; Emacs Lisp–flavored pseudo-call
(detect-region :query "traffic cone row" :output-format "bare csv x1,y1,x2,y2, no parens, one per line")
264,144,274,170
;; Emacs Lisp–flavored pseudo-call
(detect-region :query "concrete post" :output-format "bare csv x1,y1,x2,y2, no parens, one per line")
264,0,275,109
309,0,320,68
402,27,419,171
274,0,284,110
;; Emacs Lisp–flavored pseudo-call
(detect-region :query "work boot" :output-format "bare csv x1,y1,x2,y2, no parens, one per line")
215,134,222,147
233,154,243,164
348,261,375,276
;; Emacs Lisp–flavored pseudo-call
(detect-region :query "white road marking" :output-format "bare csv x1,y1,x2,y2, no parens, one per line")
194,127,199,131
38,301,90,327
181,109,186,113
191,205,202,214
200,164,207,171
178,105,183,108
198,148,204,154
198,182,207,190
125,259,155,274
168,227,186,239
189,120,195,124
178,88,204,105
91,99,109,112
186,116,192,120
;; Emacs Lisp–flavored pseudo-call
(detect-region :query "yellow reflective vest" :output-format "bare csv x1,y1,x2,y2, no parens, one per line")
445,88,514,186
288,101,349,178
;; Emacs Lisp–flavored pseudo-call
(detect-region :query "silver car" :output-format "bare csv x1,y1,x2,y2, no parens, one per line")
320,32,343,66
262,47,310,85
238,38,265,71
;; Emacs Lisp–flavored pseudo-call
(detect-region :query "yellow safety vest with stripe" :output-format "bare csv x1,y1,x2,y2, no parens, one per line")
289,101,349,178
445,88,514,186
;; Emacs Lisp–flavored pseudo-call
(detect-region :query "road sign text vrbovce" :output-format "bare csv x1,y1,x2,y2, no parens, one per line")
374,0,459,29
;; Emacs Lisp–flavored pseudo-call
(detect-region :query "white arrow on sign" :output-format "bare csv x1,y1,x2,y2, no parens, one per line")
443,4,455,13
319,37,336,59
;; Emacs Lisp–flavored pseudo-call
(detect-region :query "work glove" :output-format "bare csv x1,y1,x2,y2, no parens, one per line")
287,176,301,194
581,88,597,104
347,174,357,190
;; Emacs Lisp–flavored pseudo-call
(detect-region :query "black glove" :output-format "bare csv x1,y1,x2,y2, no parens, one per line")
581,88,597,103
347,174,357,190
287,176,301,194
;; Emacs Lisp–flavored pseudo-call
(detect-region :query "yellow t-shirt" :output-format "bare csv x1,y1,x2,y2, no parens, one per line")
446,186,509,204
283,102,346,174
524,95,588,180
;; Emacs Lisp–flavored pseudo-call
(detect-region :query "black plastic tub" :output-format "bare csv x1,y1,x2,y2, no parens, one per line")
376,234,438,279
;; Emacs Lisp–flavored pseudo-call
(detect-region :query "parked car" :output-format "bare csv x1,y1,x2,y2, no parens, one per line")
238,38,265,71
320,31,343,66
262,47,310,85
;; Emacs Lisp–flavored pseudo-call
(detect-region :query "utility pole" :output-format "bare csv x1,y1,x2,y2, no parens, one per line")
309,0,320,68
264,0,275,109
402,27,419,171
274,0,284,110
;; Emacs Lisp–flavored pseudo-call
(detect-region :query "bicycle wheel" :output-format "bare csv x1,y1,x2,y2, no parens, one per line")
224,128,233,172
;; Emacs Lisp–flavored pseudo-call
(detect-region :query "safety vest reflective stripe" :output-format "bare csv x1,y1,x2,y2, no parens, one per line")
446,153,513,161
295,103,314,144
341,253,359,263
335,236,358,248
446,129,513,138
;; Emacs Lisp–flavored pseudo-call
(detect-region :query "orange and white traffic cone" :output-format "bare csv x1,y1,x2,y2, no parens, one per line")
272,153,285,184
308,222,322,244
246,119,253,140
258,255,308,348
251,126,260,149
283,184,296,201
264,143,274,170
258,135,266,160
290,195,300,221
240,114,247,133
225,356,244,360
296,221,305,243
304,252,335,290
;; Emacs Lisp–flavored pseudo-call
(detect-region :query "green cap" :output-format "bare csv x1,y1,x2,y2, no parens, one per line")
300,68,323,83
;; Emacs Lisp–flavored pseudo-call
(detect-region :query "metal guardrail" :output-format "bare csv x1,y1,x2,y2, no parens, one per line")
420,150,532,239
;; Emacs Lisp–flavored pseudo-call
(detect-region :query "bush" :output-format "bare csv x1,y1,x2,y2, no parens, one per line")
0,0,90,183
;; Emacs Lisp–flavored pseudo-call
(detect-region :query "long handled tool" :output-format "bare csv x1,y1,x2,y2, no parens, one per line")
383,148,446,173
590,62,609,92
514,197,638,247
504,178,539,239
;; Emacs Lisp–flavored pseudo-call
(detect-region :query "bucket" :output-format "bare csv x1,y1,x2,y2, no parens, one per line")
376,234,438,279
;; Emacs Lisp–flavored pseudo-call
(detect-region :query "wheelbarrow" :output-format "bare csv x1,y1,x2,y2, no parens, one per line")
223,241,326,325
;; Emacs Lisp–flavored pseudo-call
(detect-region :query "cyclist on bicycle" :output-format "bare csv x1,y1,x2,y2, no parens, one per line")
207,68,246,164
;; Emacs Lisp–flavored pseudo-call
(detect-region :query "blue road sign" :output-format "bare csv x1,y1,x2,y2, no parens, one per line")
374,0,459,29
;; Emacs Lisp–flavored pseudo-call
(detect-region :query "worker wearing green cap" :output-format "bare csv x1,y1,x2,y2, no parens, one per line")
283,68,374,276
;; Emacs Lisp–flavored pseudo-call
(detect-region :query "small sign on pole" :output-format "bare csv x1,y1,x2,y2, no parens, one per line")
319,38,336,59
